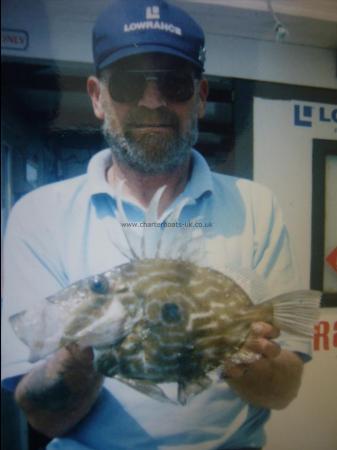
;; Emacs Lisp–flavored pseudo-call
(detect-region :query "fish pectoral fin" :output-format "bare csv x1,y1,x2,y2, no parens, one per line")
115,376,178,405
177,376,212,405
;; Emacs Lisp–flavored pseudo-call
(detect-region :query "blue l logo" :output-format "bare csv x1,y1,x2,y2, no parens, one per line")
294,104,313,127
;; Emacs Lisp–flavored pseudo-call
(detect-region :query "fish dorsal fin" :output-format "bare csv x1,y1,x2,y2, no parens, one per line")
164,196,194,223
156,198,205,262
114,183,206,263
146,185,167,222
141,185,167,258
115,180,140,260
167,217,205,262
156,196,195,258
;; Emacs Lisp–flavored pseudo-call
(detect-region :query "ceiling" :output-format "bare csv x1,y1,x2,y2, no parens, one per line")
174,0,337,49
181,0,337,22
3,0,336,50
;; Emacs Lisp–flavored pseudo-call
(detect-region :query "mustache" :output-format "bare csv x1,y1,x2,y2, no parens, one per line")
124,107,180,129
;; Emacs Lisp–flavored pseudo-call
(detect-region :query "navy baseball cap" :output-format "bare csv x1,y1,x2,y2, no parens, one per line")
93,0,206,72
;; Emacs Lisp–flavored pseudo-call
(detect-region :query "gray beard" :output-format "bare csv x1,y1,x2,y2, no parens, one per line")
102,113,199,175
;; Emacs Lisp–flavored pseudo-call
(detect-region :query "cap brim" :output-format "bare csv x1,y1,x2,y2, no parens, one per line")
96,44,203,71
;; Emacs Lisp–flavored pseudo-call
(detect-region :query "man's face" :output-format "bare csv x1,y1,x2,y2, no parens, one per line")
89,54,208,174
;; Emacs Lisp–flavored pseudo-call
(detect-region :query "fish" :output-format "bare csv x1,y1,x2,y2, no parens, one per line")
9,184,321,405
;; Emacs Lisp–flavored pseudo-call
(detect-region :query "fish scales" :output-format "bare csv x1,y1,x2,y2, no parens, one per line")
90,259,258,385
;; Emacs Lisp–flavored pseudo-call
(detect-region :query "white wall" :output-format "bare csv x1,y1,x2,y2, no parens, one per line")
254,99,336,287
205,34,337,89
254,97,337,450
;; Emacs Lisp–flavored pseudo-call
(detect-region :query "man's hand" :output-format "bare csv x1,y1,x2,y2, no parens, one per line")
15,344,104,438
223,321,281,378
223,321,304,410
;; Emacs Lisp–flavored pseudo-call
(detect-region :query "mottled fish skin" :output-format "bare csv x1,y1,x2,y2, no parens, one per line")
9,183,321,405
74,258,272,383
10,253,320,405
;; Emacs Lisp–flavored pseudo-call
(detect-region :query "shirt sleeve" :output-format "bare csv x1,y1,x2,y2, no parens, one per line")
250,184,312,360
1,191,67,389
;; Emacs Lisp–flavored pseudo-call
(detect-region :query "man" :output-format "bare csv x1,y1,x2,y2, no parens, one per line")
2,1,310,449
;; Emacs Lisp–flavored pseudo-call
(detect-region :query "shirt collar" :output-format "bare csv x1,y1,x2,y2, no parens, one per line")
185,149,213,200
87,148,115,197
87,148,214,201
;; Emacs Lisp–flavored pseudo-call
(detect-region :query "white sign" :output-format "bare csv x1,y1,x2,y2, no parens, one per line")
1,28,29,50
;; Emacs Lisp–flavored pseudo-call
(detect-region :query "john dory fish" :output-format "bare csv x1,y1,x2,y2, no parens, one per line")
10,186,321,405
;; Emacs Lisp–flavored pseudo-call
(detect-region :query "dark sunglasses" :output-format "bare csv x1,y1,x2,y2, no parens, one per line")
107,69,200,104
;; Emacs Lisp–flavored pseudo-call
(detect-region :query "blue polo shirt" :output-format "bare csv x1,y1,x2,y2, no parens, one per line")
2,149,309,450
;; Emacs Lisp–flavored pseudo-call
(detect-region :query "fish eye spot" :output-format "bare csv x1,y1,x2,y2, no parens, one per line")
161,303,181,323
89,275,109,295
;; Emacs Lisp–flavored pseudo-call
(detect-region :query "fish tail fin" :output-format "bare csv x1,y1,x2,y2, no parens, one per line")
268,290,321,337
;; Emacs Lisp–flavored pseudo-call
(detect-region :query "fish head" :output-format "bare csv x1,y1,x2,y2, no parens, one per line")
47,269,137,349
47,266,144,310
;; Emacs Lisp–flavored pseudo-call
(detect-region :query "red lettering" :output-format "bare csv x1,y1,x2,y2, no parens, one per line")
333,321,337,348
313,321,330,351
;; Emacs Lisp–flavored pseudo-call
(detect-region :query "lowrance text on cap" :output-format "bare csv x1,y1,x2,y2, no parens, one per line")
124,4,182,35
93,0,206,71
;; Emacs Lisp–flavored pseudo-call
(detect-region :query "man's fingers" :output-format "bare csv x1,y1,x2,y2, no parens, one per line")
223,321,282,378
245,337,281,359
241,322,281,360
251,321,280,339
222,362,250,379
